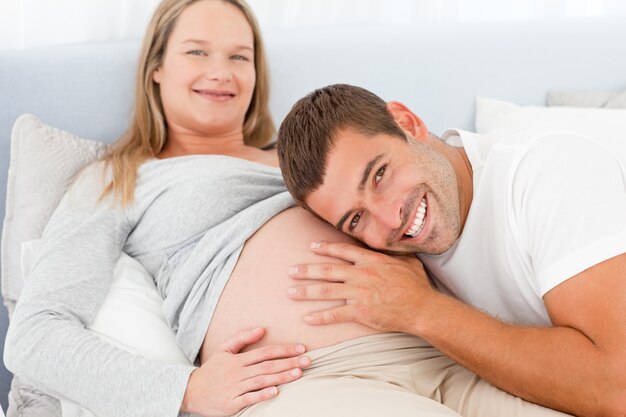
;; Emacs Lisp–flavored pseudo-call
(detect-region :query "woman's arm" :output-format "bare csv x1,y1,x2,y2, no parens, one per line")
4,164,195,417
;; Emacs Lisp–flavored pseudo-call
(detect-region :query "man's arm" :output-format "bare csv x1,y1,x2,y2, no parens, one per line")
288,242,626,417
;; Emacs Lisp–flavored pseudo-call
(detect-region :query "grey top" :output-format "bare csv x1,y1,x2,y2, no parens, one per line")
4,155,294,417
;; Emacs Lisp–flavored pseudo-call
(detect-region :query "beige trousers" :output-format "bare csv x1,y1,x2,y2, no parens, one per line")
237,333,571,417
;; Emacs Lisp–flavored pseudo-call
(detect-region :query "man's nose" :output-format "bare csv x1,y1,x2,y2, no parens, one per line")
371,196,403,231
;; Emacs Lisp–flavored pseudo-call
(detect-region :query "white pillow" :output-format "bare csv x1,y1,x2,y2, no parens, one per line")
21,240,189,365
475,97,626,163
90,253,189,364
21,240,190,417
2,114,107,313
547,89,626,108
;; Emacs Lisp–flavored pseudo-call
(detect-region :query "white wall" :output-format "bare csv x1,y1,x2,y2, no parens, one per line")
0,0,160,49
2,0,626,49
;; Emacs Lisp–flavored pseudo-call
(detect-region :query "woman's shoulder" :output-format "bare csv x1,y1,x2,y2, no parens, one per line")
71,160,110,189
61,160,115,207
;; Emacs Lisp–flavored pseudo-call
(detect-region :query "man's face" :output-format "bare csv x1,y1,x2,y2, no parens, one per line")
306,128,462,255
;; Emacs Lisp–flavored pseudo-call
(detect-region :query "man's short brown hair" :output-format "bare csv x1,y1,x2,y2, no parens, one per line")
277,84,407,206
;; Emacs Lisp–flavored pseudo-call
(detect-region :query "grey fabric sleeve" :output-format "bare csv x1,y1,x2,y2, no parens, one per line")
3,164,196,417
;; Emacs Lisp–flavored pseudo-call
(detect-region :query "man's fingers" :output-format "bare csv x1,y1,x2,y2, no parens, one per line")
303,305,355,325
289,262,354,281
287,283,351,301
309,241,385,264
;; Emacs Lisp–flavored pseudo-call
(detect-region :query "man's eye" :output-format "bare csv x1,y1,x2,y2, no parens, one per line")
374,165,387,184
349,213,361,231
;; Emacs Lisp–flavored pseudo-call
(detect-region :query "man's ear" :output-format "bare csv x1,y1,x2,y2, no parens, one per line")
386,101,429,140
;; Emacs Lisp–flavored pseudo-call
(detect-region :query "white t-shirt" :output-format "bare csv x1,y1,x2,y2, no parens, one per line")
419,127,626,325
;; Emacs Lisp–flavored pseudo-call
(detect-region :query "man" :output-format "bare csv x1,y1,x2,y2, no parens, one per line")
277,84,626,416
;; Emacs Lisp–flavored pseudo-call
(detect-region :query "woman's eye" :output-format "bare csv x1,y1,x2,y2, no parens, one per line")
374,165,387,184
187,50,206,56
231,54,250,61
349,213,361,231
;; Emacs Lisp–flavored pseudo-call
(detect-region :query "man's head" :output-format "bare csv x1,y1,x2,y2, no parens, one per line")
278,84,465,255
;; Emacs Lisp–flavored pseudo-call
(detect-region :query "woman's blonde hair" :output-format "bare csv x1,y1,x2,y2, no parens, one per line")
102,0,274,205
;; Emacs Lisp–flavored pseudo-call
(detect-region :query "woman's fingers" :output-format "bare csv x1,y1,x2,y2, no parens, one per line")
222,327,267,354
240,343,309,366
245,354,311,379
230,346,312,413
233,386,279,411
239,366,304,395
186,330,311,416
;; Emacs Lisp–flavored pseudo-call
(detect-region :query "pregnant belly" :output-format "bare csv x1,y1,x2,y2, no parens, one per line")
200,207,382,362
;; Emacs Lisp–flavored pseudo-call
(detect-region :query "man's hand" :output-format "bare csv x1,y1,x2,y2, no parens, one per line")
181,328,311,417
287,241,434,332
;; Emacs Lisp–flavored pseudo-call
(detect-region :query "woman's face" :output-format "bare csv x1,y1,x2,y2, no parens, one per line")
153,0,256,139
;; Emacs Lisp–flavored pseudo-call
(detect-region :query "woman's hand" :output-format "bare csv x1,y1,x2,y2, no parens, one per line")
181,327,311,417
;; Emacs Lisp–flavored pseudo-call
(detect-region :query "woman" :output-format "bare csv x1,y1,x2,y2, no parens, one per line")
5,1,385,416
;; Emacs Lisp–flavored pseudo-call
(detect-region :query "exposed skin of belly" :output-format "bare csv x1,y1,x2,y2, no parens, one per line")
200,207,383,363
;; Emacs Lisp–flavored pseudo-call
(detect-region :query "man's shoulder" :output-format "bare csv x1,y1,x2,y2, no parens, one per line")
481,124,620,155
466,126,625,203
450,127,568,164
477,126,621,170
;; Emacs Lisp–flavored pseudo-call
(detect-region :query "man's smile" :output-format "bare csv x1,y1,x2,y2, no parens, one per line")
404,196,428,238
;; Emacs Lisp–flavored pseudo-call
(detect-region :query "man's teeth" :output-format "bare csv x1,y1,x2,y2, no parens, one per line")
405,198,427,238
